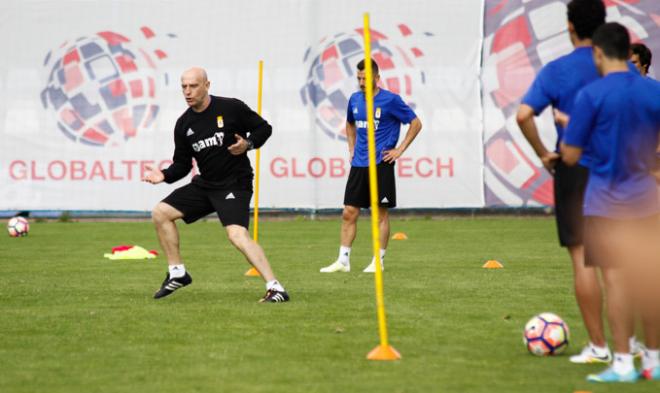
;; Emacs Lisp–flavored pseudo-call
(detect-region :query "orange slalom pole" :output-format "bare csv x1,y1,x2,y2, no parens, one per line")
362,13,400,361
245,60,264,277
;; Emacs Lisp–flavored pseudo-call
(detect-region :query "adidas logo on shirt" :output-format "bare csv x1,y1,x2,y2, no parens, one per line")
186,128,195,136
226,192,235,200
381,197,389,203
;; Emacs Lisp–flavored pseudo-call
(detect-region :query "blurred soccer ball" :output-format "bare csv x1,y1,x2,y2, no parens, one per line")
523,312,569,356
7,216,29,237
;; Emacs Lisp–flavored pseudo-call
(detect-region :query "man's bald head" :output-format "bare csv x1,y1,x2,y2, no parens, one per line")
182,67,208,83
181,67,211,112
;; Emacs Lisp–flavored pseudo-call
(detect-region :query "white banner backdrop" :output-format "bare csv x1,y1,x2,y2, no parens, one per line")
481,0,660,207
1,0,484,210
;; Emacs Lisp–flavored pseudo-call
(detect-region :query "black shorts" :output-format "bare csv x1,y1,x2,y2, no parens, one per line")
584,215,660,268
162,183,252,228
554,161,589,247
343,162,396,208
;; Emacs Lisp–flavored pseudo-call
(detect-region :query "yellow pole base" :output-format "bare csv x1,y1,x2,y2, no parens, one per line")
391,232,408,240
244,267,261,277
482,260,504,269
367,344,401,360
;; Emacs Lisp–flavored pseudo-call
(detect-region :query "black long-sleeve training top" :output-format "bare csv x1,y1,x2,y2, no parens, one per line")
162,95,272,190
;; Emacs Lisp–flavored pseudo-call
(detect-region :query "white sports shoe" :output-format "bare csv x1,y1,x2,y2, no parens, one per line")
320,260,350,273
362,259,384,273
569,343,612,364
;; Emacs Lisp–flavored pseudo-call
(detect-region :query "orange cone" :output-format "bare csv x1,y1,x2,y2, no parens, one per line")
367,344,401,360
391,232,408,240
482,260,504,269
244,267,261,277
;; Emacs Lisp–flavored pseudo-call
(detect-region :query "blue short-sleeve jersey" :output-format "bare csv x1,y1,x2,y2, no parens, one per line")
347,89,417,167
563,71,660,218
521,47,600,158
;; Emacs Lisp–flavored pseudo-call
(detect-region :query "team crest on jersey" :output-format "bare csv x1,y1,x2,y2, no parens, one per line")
375,107,381,119
216,116,224,128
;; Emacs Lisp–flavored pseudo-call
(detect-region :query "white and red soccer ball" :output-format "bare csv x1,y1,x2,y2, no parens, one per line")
523,312,570,356
7,216,30,237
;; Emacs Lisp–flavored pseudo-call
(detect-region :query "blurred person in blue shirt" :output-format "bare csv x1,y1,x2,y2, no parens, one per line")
561,22,660,383
516,0,617,364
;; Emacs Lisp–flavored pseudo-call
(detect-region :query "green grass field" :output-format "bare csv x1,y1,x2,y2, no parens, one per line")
0,217,656,393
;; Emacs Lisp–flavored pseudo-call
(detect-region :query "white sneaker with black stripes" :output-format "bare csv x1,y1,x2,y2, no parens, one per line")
153,272,192,299
259,288,290,303
569,343,612,364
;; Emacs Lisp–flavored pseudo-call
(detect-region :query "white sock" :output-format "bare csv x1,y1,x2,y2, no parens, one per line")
168,264,185,278
612,352,634,375
266,280,285,292
643,349,659,370
371,249,386,265
338,246,351,265
591,342,609,355
629,336,639,351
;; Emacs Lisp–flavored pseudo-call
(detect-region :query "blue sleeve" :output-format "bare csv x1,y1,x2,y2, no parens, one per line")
563,89,595,148
390,95,417,124
346,95,355,123
521,66,554,115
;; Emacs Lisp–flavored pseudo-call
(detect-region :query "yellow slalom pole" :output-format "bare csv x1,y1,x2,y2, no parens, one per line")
245,60,264,277
363,13,400,361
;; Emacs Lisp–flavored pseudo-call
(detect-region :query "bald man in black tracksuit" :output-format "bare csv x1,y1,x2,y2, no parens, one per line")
143,66,288,303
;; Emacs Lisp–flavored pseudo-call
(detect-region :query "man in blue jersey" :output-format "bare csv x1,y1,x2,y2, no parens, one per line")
516,0,619,364
561,22,660,383
320,59,422,273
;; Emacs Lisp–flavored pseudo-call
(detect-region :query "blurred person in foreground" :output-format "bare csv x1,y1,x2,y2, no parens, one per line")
561,22,660,383
516,0,628,364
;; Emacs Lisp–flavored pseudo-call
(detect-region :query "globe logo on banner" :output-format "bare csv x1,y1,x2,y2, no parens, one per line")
40,27,174,147
300,24,429,141
482,0,660,207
